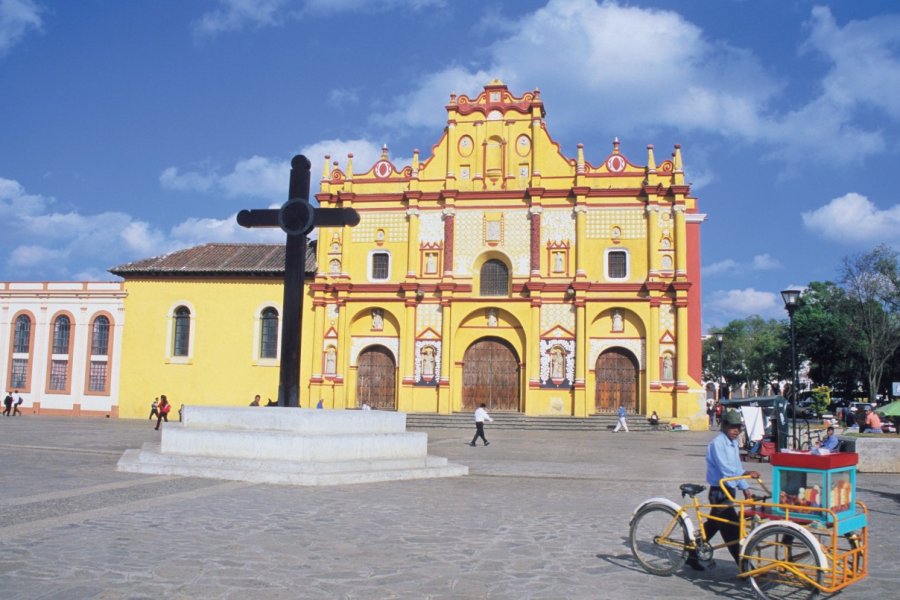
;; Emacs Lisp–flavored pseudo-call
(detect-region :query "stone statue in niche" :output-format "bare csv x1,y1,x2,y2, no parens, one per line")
324,346,336,375
550,346,565,380
372,308,384,331
486,308,498,327
661,237,671,249
421,346,435,378
612,309,623,332
425,252,437,274
553,251,564,272
661,255,673,270
329,259,341,274
611,226,621,239
663,355,674,380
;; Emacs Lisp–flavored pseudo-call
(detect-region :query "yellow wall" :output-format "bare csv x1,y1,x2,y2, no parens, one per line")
117,277,293,417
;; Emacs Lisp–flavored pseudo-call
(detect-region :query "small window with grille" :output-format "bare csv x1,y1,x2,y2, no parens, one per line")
480,259,509,296
370,252,390,281
606,250,628,280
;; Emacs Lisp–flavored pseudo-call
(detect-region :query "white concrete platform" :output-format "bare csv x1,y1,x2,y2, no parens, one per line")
117,406,468,486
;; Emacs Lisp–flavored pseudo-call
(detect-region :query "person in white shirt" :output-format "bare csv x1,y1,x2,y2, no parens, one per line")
470,403,493,447
361,401,371,411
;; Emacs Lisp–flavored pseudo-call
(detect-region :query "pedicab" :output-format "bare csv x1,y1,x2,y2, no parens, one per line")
629,449,868,599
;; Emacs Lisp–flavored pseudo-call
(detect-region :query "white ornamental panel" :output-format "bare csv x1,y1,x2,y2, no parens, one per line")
350,337,399,366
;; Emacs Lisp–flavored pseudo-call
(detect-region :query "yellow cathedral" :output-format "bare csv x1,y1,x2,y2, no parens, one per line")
113,81,708,427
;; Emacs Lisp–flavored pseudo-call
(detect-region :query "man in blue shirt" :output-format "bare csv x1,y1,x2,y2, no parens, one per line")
687,409,760,571
819,426,840,451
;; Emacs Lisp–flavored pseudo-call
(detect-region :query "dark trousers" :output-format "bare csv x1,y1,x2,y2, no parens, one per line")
471,422,488,445
704,487,741,563
3,403,11,416
155,413,168,430
149,408,159,420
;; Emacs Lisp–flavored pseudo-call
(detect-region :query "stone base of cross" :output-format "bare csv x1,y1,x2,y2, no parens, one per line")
237,155,359,407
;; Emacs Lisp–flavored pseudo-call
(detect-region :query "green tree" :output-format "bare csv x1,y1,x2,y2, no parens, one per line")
794,281,859,396
704,316,789,396
842,246,900,403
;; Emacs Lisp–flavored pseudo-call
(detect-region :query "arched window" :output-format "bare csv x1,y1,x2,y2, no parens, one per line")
479,259,509,296
260,307,279,359
87,315,112,394
10,314,33,390
13,315,31,353
52,315,71,354
91,316,110,356
173,306,191,357
48,314,72,392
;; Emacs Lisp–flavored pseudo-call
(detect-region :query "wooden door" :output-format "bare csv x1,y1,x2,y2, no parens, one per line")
462,338,520,412
357,346,396,410
595,348,638,414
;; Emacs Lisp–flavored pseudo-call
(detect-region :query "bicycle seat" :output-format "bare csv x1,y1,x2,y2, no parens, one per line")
680,483,707,498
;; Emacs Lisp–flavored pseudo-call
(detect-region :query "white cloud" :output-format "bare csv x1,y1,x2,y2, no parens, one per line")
702,259,739,277
8,244,67,268
0,177,289,279
802,192,900,245
751,254,782,271
804,6,900,121
707,288,782,320
0,176,51,216
159,167,215,193
0,0,43,56
375,1,900,168
703,254,781,277
194,0,445,36
193,0,287,37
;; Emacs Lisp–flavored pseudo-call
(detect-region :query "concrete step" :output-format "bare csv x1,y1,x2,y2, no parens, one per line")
162,423,428,462
118,447,468,486
182,405,406,434
405,413,657,431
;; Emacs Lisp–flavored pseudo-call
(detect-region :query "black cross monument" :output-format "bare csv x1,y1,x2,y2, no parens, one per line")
237,155,359,407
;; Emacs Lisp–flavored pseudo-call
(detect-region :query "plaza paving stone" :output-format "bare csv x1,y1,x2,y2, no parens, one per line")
0,415,898,599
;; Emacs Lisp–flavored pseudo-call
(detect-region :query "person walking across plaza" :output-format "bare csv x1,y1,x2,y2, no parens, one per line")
613,405,629,432
154,395,171,431
148,397,159,420
12,392,23,416
470,403,493,446
3,392,12,417
686,409,760,571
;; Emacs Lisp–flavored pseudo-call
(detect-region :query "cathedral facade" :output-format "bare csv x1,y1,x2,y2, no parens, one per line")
306,81,706,423
111,81,707,426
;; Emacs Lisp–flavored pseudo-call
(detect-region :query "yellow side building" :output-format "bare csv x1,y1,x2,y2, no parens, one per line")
114,81,708,427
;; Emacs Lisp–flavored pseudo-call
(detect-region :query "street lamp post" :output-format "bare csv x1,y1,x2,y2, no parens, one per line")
781,289,801,449
715,332,725,401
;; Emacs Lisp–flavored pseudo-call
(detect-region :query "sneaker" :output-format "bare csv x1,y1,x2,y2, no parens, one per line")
484,441,490,446
469,442,476,447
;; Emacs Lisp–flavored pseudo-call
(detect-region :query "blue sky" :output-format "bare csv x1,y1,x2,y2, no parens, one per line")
2,0,900,331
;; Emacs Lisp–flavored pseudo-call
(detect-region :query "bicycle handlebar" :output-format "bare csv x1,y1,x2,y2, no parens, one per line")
717,475,771,503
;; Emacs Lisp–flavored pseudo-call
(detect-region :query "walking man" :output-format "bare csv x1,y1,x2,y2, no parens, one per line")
613,404,629,432
470,403,493,447
3,392,12,417
12,392,23,416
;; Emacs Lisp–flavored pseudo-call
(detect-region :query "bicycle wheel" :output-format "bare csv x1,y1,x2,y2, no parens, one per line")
629,504,689,576
741,525,823,600
799,440,812,452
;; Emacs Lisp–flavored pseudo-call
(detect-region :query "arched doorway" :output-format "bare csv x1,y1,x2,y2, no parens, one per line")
595,348,639,414
356,345,396,410
462,338,520,412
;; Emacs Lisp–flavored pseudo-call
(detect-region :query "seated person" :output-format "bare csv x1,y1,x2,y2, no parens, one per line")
818,426,840,451
865,408,883,434
648,411,659,427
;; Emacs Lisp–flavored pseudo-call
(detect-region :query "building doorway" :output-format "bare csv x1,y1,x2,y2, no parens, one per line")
461,338,520,412
356,345,396,410
595,348,639,414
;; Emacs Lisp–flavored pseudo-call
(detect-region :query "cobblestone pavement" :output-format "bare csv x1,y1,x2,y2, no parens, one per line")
0,416,897,599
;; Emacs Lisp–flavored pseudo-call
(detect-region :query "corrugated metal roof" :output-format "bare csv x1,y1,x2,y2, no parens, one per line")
109,242,317,277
